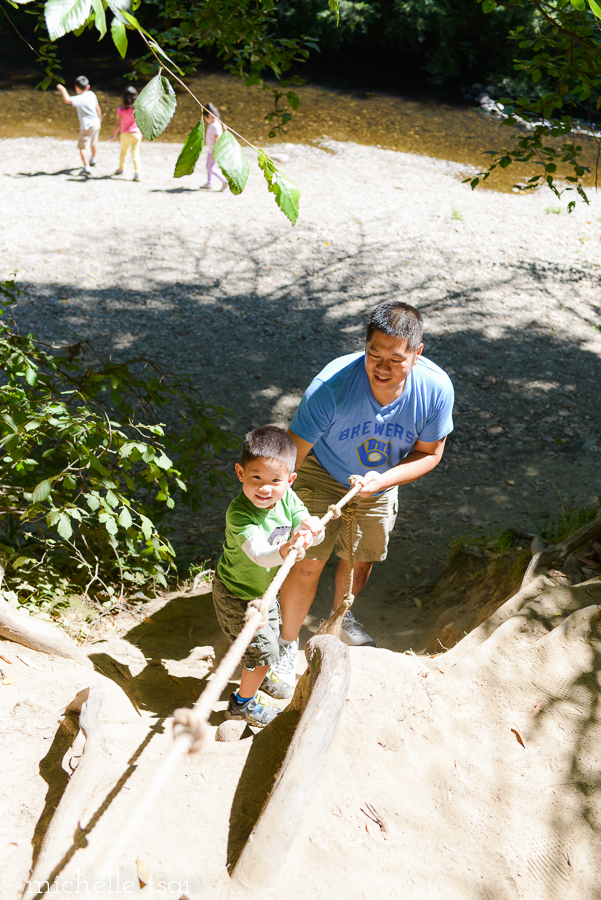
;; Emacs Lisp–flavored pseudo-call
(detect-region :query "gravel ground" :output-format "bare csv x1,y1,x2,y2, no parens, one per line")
1,136,601,649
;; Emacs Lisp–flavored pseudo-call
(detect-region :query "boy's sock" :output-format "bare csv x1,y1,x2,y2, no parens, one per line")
234,690,255,705
90,156,97,166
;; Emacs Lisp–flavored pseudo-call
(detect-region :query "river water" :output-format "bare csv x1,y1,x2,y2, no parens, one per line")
1,70,599,193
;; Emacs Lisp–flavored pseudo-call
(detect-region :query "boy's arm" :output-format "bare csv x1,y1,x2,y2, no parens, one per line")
96,103,103,122
56,85,73,105
240,530,285,568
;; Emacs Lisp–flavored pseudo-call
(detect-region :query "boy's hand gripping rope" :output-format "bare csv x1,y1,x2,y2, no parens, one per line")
89,475,364,884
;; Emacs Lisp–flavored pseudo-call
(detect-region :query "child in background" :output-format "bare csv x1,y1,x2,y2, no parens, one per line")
108,87,142,182
56,76,102,178
200,103,227,192
213,426,323,727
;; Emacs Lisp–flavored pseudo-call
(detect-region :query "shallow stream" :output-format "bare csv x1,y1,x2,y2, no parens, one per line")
1,71,599,193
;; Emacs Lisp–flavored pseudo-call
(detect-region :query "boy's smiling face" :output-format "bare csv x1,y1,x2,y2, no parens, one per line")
235,457,296,509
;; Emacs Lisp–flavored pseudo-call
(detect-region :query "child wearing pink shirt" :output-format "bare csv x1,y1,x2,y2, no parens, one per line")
108,87,142,182
200,103,227,192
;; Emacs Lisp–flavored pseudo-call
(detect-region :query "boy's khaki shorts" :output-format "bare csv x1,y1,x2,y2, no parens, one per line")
78,125,100,151
294,455,398,563
212,572,280,670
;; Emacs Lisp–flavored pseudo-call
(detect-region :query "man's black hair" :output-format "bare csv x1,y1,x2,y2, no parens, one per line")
240,426,297,474
74,76,90,90
366,301,423,351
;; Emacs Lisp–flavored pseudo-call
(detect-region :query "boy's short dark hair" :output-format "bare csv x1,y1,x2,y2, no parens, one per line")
366,301,423,351
240,426,297,474
74,76,90,90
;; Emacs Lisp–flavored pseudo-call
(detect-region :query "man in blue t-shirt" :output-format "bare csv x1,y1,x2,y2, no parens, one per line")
273,300,454,692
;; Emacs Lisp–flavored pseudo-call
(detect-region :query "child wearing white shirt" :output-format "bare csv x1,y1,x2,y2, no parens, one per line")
56,76,102,177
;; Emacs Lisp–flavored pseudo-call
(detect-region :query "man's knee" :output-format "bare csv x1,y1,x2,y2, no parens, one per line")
294,557,326,580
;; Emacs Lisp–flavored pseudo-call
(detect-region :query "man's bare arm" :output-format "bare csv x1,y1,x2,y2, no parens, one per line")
287,430,314,471
357,437,447,497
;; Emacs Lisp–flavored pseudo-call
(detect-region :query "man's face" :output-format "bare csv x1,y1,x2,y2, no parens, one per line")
234,458,296,509
364,330,423,402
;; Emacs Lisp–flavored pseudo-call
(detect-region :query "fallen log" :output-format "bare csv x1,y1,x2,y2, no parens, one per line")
232,634,351,890
0,553,91,668
0,594,93,668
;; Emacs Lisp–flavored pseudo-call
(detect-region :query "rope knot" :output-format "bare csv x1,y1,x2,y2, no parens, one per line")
327,502,343,520
172,707,207,754
247,597,270,629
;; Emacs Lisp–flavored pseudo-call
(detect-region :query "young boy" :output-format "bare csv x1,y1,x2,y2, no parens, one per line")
213,426,323,728
57,76,102,177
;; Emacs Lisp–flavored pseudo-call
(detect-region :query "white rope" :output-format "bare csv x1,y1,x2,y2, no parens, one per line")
89,475,363,883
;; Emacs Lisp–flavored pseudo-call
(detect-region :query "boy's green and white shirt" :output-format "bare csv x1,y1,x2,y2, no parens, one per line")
217,488,314,601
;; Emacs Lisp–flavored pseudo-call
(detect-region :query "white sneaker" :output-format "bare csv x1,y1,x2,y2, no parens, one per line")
270,639,298,696
339,610,376,647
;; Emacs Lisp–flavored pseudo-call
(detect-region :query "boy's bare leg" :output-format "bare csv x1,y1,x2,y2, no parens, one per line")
279,557,328,642
239,664,269,698
333,559,373,610
79,148,89,167
90,141,98,161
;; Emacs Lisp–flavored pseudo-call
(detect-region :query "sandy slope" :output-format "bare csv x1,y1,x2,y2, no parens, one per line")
2,572,601,899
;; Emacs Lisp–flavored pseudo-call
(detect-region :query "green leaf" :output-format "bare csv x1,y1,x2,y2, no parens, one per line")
45,0,93,39
287,91,300,111
212,131,249,194
531,69,542,83
570,0,586,8
328,0,339,25
57,513,73,540
140,515,153,540
174,121,205,178
588,0,601,16
482,0,497,10
24,368,38,386
91,0,106,37
148,40,184,76
104,516,118,536
85,492,101,510
111,16,127,57
32,479,52,503
118,506,133,529
258,151,300,225
155,452,172,470
105,489,119,508
12,556,31,569
134,75,177,141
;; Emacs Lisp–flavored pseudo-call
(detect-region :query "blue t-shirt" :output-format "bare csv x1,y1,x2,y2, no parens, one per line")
290,352,454,487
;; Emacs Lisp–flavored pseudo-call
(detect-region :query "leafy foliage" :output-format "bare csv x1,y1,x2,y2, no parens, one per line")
174,119,205,177
466,0,601,206
211,130,249,194
133,71,177,139
0,278,236,612
258,150,301,224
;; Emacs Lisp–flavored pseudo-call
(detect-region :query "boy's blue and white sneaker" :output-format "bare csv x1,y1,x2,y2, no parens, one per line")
224,691,280,728
339,610,376,647
266,639,299,697
260,664,294,700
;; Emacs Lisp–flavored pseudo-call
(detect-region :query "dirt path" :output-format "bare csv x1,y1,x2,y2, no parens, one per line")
1,136,601,652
